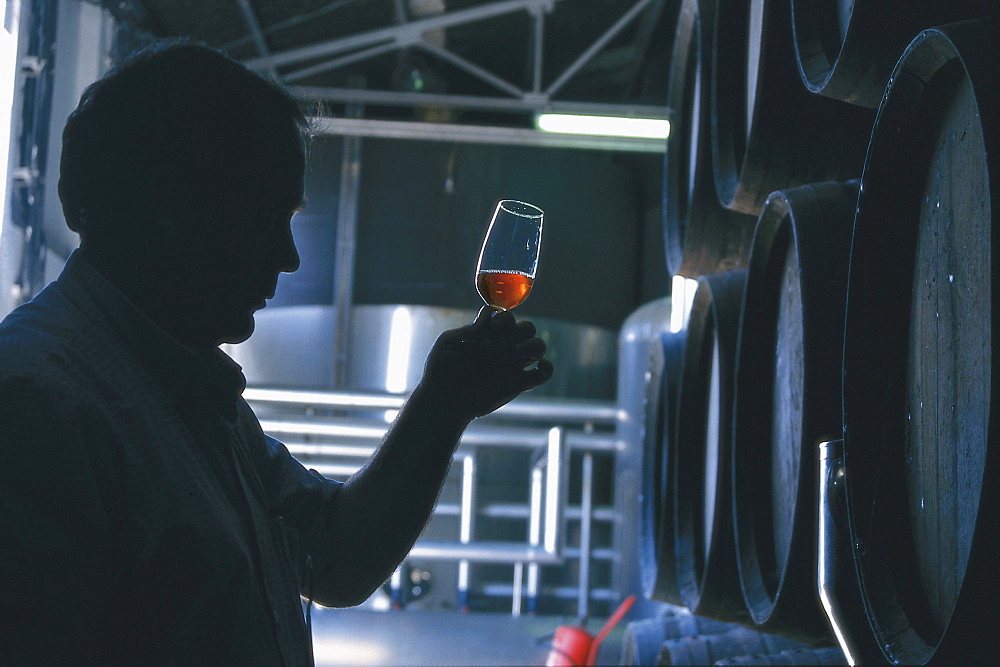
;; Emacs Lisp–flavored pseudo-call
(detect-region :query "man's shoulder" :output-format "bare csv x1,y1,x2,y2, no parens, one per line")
0,282,96,378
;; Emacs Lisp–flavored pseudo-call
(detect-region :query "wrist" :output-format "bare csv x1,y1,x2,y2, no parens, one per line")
405,382,477,431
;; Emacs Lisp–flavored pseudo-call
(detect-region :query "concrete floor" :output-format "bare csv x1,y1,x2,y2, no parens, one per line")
310,607,628,666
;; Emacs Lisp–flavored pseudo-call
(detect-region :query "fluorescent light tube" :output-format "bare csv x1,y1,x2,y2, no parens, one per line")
535,113,670,140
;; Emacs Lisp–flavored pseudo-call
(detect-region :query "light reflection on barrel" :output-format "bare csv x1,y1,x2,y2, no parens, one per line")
672,270,748,623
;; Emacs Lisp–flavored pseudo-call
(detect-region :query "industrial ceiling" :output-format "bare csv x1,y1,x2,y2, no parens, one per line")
119,0,674,126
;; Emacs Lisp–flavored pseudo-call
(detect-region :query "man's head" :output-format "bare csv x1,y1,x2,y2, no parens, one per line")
59,41,309,347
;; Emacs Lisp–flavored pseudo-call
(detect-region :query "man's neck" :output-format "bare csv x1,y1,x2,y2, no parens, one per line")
78,245,215,350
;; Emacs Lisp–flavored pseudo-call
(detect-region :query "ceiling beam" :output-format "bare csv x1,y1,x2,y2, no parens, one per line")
310,116,666,153
222,0,362,52
248,0,670,121
284,42,398,83
415,38,525,97
235,0,279,81
545,0,657,97
621,0,667,97
293,86,670,119
244,0,557,72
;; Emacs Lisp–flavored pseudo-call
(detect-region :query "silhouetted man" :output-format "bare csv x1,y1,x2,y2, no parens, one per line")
0,41,552,665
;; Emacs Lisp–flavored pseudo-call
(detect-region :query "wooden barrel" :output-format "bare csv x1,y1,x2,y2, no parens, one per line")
672,270,748,622
663,0,756,278
638,332,686,605
714,647,847,665
658,627,806,666
621,613,734,666
731,182,859,643
790,0,995,108
841,19,999,665
711,0,874,215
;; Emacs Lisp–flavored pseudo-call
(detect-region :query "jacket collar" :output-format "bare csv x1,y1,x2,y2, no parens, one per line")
56,250,246,424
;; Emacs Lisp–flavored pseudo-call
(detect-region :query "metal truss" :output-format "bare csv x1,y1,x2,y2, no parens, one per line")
240,0,669,119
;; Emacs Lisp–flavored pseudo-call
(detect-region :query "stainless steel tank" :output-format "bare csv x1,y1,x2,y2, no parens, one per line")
612,296,677,618
226,304,617,400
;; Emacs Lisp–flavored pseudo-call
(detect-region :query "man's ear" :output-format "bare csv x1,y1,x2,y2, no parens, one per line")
58,178,84,234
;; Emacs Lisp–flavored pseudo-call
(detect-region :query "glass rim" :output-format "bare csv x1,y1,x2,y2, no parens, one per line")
497,199,543,219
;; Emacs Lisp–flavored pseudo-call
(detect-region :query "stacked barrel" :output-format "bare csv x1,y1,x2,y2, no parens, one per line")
628,0,997,664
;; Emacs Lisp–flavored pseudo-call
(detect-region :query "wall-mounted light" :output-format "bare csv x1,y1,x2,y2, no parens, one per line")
535,113,670,140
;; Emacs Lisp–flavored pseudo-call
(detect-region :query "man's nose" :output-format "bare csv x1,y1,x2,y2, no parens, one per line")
273,224,300,274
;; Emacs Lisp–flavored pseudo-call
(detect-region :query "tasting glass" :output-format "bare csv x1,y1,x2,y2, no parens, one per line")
475,200,543,311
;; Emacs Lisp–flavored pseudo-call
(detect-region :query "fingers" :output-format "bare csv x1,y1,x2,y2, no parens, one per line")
448,308,551,381
469,308,538,342
521,359,554,389
423,310,554,419
511,319,536,340
487,309,516,335
513,335,546,362
486,310,536,341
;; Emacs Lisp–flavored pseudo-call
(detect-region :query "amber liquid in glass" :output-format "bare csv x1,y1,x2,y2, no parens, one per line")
476,270,533,310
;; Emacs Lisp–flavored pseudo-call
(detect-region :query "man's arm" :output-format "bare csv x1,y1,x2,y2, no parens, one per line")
308,307,553,606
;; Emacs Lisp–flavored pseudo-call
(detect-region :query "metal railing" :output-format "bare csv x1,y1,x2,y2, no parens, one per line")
244,387,618,616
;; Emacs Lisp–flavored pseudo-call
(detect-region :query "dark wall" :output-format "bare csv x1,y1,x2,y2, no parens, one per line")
270,135,344,307
273,135,668,331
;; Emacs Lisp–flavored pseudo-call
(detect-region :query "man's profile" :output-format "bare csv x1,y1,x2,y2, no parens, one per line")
0,40,552,665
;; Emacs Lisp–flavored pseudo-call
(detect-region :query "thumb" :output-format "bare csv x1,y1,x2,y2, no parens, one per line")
472,305,498,327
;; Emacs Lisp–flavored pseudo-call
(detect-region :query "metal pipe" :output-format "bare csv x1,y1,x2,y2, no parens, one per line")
236,0,279,81
563,546,616,561
527,463,544,613
245,388,405,409
545,0,656,97
286,442,378,458
408,540,562,564
577,452,594,619
260,419,618,452
284,42,398,83
303,463,363,478
491,398,618,423
457,453,476,610
222,0,361,51
244,0,555,71
478,503,615,522
416,39,525,97
818,439,859,666
308,116,666,153
481,584,616,601
615,0,665,92
511,562,524,616
331,99,363,388
244,387,618,424
531,4,544,94
259,420,386,440
544,427,565,555
459,454,476,544
389,566,403,608
433,502,460,516
295,86,668,119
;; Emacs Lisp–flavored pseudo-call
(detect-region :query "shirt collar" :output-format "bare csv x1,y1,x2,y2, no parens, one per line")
56,250,246,424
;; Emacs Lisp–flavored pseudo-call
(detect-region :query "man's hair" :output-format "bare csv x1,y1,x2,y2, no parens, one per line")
59,39,310,240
